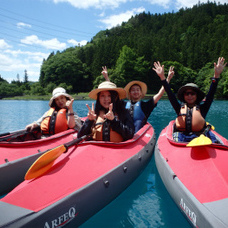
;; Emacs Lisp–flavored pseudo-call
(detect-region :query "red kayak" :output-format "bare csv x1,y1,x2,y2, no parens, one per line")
0,128,78,194
0,123,155,227
155,120,228,228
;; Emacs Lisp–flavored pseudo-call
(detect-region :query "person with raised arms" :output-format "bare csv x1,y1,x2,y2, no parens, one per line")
102,66,174,132
153,57,227,142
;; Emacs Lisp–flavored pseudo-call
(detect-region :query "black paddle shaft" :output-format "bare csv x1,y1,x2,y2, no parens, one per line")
64,135,90,153
0,129,28,141
203,124,211,135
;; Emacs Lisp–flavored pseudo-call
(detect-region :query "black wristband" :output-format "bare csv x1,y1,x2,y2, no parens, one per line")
68,113,74,116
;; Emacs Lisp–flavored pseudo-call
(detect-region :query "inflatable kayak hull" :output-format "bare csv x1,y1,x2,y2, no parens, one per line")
0,129,78,194
155,121,228,228
0,123,155,228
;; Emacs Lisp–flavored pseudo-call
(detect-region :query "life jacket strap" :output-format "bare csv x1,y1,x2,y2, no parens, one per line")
102,120,110,141
185,107,192,132
49,111,57,135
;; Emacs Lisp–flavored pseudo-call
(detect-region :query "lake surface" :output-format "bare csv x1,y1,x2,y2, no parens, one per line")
0,99,228,228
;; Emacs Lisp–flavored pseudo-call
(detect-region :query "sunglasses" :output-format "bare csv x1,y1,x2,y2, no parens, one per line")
184,91,196,96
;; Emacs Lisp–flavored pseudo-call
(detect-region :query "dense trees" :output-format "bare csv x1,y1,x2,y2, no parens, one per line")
1,2,228,98
40,49,92,93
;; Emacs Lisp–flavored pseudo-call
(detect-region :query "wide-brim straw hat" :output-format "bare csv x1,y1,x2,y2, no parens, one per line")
49,87,73,107
124,81,147,99
89,81,126,100
177,83,205,103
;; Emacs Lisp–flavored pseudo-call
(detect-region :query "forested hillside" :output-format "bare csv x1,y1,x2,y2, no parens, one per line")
1,2,228,98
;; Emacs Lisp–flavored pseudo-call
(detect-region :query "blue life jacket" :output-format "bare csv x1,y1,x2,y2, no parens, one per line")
126,101,146,122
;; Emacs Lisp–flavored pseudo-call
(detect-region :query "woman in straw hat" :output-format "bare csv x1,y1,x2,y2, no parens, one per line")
26,87,82,135
77,81,134,142
153,57,227,142
102,66,174,133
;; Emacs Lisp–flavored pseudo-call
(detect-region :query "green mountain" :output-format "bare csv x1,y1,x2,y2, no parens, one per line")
1,2,228,98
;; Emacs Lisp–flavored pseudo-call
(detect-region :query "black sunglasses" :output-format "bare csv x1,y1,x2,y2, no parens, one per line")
184,91,196,96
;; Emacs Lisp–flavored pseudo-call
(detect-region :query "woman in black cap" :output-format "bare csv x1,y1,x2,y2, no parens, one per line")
153,57,227,142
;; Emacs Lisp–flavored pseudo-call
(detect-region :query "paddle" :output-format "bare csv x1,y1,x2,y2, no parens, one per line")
0,126,40,142
186,125,212,147
0,129,28,139
24,134,90,180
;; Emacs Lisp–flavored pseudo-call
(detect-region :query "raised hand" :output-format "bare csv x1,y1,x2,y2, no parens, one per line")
101,66,110,81
66,99,74,111
103,103,114,121
153,61,165,80
214,57,227,78
167,66,174,83
86,103,97,121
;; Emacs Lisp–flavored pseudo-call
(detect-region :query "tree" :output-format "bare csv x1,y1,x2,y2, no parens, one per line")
40,50,92,93
23,70,30,90
24,70,28,83
113,45,150,87
30,82,46,95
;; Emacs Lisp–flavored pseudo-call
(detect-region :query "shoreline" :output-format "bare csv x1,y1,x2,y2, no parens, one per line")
1,94,164,101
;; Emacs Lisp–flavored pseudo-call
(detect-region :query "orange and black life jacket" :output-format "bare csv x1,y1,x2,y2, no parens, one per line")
175,104,206,132
92,116,123,142
41,108,68,135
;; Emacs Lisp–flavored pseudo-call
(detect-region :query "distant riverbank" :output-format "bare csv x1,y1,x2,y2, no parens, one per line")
2,93,90,100
2,93,161,100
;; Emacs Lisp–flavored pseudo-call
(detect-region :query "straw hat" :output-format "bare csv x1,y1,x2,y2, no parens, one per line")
124,81,147,99
49,87,73,107
177,83,205,103
89,81,126,100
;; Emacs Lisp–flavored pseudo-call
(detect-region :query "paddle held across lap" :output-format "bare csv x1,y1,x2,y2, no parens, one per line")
186,125,212,147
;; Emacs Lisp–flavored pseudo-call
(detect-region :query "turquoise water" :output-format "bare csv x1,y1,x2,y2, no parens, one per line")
0,100,228,227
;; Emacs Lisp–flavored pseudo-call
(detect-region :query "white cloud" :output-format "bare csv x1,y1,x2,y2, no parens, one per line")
0,49,49,82
79,40,88,46
5,49,47,59
68,39,88,46
0,39,11,49
175,0,228,9
21,35,67,50
99,7,145,29
52,0,228,10
145,0,171,8
17,22,32,29
67,39,79,46
53,0,128,9
0,53,17,68
99,12,105,17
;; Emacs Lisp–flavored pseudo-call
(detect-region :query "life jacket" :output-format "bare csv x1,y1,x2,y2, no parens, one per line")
126,101,146,122
92,116,123,142
41,108,68,135
175,104,206,132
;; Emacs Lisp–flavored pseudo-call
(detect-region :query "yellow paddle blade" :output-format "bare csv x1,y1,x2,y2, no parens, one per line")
25,144,67,180
25,160,56,180
186,134,212,147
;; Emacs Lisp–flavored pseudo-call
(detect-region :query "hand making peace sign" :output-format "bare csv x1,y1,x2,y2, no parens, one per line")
86,103,97,121
103,103,114,121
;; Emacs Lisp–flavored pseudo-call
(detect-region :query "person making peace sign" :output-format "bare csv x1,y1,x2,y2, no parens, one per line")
77,81,134,142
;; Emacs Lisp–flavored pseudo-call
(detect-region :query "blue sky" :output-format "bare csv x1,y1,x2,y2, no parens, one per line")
0,0,227,82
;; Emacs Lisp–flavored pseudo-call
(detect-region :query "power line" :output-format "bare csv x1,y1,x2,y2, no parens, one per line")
0,6,94,39
0,6,93,50
0,30,53,51
0,17,88,42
